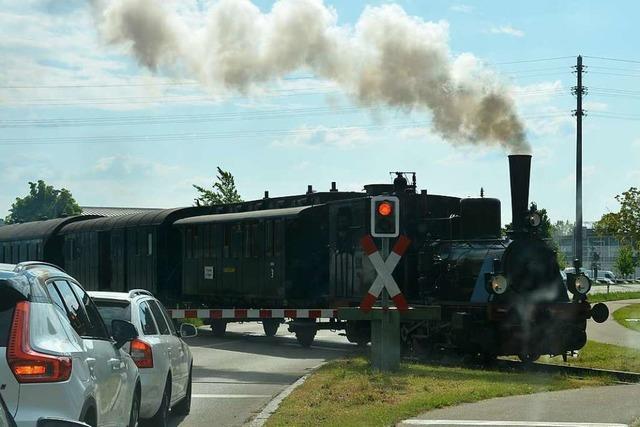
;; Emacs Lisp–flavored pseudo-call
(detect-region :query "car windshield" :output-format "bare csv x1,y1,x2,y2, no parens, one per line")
92,300,131,335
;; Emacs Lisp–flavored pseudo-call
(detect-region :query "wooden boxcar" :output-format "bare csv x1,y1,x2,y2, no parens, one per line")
174,196,392,309
57,207,213,300
0,216,98,266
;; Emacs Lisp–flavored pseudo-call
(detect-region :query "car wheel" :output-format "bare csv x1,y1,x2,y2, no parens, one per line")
128,386,141,427
149,378,171,427
173,366,192,415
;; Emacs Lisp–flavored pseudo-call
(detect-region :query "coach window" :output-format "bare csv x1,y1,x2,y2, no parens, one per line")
194,227,201,258
244,224,251,258
223,224,231,258
274,220,283,256
0,244,4,263
147,232,153,256
265,221,273,257
251,223,259,258
185,227,193,259
233,225,242,259
139,230,147,257
139,301,158,335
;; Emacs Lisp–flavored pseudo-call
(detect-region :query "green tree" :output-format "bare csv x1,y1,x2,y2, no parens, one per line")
615,245,638,278
193,167,243,206
594,187,640,250
5,180,82,224
551,220,574,237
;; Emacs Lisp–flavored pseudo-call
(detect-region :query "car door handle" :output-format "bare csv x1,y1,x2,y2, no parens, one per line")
108,358,123,371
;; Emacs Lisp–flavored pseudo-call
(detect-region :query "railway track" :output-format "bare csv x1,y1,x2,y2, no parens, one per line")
493,359,640,384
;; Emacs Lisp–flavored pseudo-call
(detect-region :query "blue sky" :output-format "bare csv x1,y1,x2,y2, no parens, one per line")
1,0,638,225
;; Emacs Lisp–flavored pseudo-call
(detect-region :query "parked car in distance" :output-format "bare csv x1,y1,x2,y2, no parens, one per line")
88,289,197,427
0,262,140,427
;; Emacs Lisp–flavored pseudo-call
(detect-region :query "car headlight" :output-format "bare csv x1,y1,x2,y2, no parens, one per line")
490,274,508,295
575,275,591,294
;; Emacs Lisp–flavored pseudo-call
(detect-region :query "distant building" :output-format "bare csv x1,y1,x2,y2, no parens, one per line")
80,206,163,217
553,222,640,278
0,218,4,227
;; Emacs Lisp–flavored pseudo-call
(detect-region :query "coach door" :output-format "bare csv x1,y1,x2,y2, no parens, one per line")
220,224,241,297
241,222,261,299
110,230,126,291
98,231,112,291
262,219,284,299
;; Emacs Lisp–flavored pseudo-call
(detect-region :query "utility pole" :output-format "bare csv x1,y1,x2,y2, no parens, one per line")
572,55,586,268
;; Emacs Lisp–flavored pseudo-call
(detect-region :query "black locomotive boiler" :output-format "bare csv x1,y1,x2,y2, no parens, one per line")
0,155,608,358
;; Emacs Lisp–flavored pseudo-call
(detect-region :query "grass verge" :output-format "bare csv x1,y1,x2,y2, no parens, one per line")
266,357,611,427
613,304,640,332
589,291,640,303
542,340,640,372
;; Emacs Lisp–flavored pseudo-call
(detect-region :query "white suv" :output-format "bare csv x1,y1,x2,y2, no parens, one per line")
0,262,140,427
89,290,196,427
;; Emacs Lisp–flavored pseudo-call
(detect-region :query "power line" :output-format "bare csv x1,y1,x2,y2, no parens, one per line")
492,56,574,65
583,55,640,64
0,122,423,146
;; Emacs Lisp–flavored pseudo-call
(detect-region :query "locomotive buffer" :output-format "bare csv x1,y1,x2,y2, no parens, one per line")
339,196,440,371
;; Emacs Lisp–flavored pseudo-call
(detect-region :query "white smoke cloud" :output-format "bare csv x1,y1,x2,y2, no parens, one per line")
93,0,530,153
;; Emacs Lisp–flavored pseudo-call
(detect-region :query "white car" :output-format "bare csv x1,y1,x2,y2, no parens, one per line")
0,262,140,427
89,290,196,426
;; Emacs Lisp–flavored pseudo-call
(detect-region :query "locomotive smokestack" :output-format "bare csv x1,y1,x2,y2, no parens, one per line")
508,154,532,233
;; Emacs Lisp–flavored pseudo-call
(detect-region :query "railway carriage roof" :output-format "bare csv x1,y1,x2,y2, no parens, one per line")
174,205,318,226
0,216,100,242
58,207,214,234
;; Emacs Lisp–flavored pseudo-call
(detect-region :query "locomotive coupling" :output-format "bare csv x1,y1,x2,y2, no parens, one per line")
590,302,609,323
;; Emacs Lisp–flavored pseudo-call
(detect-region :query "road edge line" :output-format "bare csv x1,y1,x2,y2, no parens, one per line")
246,363,324,427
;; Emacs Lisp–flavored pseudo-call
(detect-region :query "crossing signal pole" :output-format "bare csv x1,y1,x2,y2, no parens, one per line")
572,55,586,269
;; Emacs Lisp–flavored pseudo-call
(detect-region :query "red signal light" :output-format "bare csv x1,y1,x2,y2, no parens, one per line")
377,201,393,217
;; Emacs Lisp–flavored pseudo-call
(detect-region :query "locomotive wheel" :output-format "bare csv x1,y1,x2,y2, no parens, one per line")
345,321,371,347
518,353,540,364
262,319,281,337
211,320,227,338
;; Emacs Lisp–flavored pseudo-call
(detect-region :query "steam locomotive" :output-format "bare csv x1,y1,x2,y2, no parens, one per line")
0,155,608,360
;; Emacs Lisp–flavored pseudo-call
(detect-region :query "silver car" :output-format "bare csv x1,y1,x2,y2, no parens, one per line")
0,263,140,427
89,290,196,427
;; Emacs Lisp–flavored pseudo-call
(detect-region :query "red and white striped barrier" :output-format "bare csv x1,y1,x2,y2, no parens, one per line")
359,234,411,312
168,308,338,320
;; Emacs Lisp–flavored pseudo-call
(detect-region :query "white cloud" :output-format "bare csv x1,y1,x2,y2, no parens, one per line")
490,25,525,37
271,125,370,150
584,101,608,112
450,4,474,13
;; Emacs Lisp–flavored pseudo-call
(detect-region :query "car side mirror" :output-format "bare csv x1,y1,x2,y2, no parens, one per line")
37,418,92,427
112,319,138,349
180,323,198,338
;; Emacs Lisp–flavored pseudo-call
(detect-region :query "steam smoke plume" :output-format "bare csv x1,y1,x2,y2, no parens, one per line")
96,0,530,153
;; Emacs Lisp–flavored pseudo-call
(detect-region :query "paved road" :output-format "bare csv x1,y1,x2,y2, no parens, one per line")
587,299,640,349
398,383,640,427
168,322,356,427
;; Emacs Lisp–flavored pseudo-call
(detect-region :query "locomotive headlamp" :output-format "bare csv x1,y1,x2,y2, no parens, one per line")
574,275,591,295
527,212,541,228
490,274,508,295
567,272,592,296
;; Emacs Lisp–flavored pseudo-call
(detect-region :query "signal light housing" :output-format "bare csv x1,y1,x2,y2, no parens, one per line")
7,301,72,383
370,195,400,238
